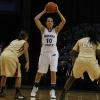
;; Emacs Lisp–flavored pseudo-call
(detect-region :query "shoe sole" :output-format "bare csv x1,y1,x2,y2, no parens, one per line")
51,96,56,99
31,92,36,97
15,97,27,100
50,98,56,99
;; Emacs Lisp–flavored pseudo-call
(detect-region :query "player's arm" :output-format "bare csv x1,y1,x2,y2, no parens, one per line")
96,43,100,64
55,7,66,34
96,50,100,58
70,50,79,66
34,9,46,33
71,41,79,65
23,42,29,72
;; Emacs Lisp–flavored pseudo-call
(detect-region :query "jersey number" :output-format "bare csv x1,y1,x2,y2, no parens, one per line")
82,43,93,48
46,38,52,43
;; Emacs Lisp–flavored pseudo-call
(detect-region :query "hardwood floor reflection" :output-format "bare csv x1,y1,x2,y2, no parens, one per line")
0,89,100,100
0,89,61,100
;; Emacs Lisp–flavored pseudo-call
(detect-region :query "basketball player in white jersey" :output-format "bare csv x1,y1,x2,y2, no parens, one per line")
0,31,29,99
31,7,66,98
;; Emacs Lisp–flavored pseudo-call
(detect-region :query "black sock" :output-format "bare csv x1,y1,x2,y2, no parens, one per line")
0,87,5,93
34,82,39,88
0,88,3,93
15,88,20,94
51,84,56,90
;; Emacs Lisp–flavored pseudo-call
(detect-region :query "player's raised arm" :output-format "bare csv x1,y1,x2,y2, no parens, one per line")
55,7,66,34
34,9,46,33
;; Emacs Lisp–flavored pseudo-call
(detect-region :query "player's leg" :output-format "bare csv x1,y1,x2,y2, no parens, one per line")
31,72,42,97
34,72,42,88
87,59,100,82
15,77,26,99
59,75,76,100
50,71,57,99
50,52,59,99
59,58,82,100
62,60,80,93
14,62,26,99
0,76,7,96
0,53,7,97
15,76,26,100
31,53,49,97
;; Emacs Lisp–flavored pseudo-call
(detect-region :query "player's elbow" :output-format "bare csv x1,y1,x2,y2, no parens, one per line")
62,18,66,24
34,16,38,21
60,16,66,23
61,20,66,25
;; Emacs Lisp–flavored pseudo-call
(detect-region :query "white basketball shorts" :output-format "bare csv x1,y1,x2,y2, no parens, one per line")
38,52,59,73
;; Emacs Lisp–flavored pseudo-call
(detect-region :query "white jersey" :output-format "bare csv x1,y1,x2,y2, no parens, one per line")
41,28,57,52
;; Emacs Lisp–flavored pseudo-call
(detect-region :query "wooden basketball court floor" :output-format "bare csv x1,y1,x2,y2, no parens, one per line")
64,91,100,100
0,89,61,100
0,89,100,100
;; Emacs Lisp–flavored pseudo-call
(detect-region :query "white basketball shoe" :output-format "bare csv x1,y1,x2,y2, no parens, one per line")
31,86,38,97
50,89,56,99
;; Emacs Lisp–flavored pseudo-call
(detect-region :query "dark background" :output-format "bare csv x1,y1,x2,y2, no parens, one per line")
0,0,100,87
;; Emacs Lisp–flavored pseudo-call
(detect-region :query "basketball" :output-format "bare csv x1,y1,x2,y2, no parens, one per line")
45,2,57,13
